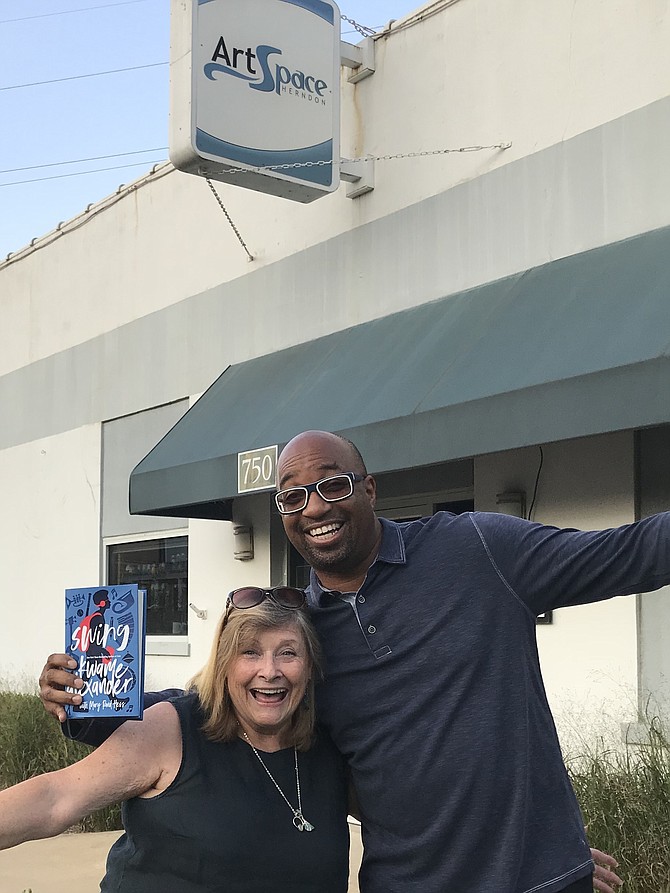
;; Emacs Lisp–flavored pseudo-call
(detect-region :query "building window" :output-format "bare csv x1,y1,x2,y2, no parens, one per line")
107,536,188,636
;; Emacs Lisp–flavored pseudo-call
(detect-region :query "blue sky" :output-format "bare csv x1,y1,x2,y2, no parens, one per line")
0,0,416,259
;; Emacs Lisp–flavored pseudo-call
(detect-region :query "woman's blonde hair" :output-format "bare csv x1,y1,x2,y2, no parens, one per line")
188,599,322,751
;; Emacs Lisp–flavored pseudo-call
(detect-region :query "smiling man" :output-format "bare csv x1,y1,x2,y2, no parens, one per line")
40,429,661,893
270,430,647,893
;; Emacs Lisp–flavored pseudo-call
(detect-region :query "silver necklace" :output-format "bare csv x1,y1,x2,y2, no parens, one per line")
242,731,315,832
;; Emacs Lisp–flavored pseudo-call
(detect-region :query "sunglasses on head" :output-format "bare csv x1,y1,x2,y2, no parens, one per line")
227,586,306,610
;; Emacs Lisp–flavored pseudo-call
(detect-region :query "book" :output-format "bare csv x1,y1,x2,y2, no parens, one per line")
65,584,146,720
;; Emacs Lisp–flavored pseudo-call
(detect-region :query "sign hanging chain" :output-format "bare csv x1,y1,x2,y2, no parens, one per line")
340,14,377,37
204,144,510,258
221,143,512,175
205,177,254,261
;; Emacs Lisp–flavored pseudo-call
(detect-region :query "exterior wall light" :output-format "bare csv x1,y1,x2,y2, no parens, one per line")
233,524,254,561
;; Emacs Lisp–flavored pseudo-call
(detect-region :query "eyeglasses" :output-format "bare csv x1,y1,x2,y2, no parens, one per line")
227,586,306,610
274,472,365,515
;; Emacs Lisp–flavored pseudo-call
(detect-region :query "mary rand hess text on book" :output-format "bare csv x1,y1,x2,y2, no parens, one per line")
65,585,146,719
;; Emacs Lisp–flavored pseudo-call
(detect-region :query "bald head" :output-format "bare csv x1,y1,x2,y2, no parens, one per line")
277,431,366,488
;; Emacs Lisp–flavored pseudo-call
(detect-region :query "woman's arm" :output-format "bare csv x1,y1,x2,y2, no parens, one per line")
0,701,181,850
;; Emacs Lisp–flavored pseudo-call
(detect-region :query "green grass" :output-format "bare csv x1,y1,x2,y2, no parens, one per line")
567,716,670,893
0,690,121,833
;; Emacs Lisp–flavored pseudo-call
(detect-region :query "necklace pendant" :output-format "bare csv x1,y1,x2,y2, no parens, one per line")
243,734,314,833
293,813,315,832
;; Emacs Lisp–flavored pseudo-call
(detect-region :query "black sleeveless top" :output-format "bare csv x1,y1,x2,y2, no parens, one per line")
100,693,350,892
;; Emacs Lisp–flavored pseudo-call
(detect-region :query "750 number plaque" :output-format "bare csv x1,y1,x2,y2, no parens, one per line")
238,445,278,493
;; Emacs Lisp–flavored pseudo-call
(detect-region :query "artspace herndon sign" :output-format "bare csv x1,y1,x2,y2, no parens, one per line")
170,0,341,203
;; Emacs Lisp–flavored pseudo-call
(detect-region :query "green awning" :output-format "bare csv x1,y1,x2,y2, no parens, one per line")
130,225,670,519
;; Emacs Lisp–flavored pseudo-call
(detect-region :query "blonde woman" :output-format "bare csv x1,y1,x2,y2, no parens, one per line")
3,588,350,892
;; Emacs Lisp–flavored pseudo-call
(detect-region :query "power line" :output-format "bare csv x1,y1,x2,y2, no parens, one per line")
0,1,372,32
0,1,372,37
0,159,167,188
0,147,168,175
0,0,157,25
1,61,167,92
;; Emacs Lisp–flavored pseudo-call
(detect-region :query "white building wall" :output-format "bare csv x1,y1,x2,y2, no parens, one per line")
343,0,670,219
1,425,102,685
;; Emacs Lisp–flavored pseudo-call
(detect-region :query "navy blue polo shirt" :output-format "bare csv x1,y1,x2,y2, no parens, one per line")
310,511,670,893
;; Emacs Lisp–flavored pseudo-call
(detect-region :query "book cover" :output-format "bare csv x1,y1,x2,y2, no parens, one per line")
65,584,146,719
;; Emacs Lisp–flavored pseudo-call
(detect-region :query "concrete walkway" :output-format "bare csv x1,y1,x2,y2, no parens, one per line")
0,823,363,893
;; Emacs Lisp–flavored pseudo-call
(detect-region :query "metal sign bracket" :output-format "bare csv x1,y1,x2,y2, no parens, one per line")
340,37,376,83
340,158,375,198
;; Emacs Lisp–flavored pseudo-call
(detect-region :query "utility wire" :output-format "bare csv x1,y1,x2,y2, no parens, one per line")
527,446,544,521
1,61,167,92
0,0,157,25
0,2,370,30
0,147,168,175
0,159,166,188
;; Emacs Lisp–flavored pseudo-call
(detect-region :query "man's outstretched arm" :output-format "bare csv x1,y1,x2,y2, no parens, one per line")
39,653,185,747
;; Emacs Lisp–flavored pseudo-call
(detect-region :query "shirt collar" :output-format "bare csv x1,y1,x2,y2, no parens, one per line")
307,517,406,605
376,517,407,565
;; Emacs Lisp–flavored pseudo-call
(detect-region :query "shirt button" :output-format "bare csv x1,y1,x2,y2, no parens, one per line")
358,595,366,603
367,625,376,634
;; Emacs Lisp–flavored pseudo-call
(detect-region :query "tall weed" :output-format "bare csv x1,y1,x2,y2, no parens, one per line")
568,717,670,893
0,690,121,832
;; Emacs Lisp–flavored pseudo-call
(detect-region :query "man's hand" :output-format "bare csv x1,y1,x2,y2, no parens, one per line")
39,653,83,722
591,847,623,893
